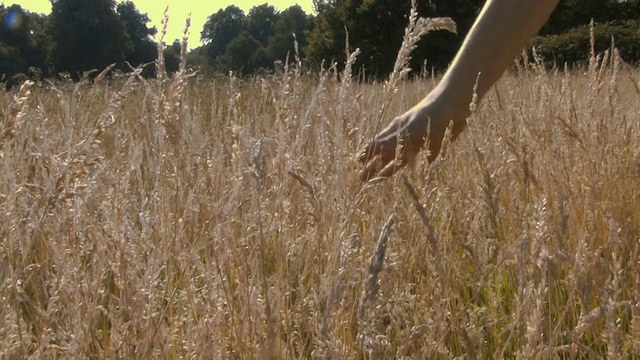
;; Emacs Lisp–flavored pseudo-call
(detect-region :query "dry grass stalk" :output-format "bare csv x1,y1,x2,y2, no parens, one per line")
151,14,193,150
386,0,455,92
180,16,191,73
359,213,395,318
378,0,455,121
155,6,170,79
338,30,360,114
1,80,34,144
400,175,452,294
357,213,394,357
401,176,437,253
93,63,116,85
1,21,639,358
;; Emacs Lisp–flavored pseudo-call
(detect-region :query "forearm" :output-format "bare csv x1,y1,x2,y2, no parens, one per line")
358,0,560,180
415,0,559,119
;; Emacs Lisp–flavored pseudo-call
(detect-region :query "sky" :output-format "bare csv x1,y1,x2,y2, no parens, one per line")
7,0,316,49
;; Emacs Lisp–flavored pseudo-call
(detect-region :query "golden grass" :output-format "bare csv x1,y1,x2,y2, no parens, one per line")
2,40,640,360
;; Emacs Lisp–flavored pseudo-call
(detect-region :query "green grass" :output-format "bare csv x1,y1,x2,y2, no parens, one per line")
1,51,639,358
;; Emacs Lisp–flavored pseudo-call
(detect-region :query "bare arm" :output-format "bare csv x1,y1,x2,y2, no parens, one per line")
359,0,559,181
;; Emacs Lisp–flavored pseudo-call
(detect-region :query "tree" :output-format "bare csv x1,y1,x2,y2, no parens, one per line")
219,31,264,73
201,5,246,64
530,0,640,67
533,20,640,66
306,0,413,77
0,4,47,82
304,1,344,70
0,44,25,83
411,0,484,74
305,0,489,78
163,40,181,74
199,4,316,73
247,4,279,47
117,1,157,73
265,5,312,64
0,4,32,48
543,0,640,35
49,0,132,78
184,45,210,71
25,10,48,75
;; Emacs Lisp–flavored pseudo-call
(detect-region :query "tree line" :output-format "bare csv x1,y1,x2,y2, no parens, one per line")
1,0,157,83
1,0,639,86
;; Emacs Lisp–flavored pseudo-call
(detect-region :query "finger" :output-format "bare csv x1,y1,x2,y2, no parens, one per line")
358,135,403,181
358,136,385,164
378,159,401,178
360,143,406,181
378,116,407,138
372,143,414,180
358,136,395,165
359,120,405,164
358,142,377,164
359,156,383,181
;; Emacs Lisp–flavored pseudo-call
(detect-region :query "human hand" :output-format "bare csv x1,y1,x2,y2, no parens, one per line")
357,113,429,181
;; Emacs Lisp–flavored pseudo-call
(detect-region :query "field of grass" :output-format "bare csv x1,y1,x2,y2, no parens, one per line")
1,46,640,357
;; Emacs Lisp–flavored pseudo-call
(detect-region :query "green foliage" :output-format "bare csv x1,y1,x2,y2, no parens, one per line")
0,43,25,81
163,40,181,74
49,0,132,79
265,5,312,64
305,0,483,78
2,0,159,81
303,0,639,78
0,4,31,47
532,20,640,67
201,5,246,61
534,0,640,67
117,1,157,75
2,55,640,359
185,45,212,73
0,4,47,82
543,0,640,35
247,4,279,47
2,0,640,80
413,0,484,72
219,31,264,73
304,1,344,71
201,4,313,74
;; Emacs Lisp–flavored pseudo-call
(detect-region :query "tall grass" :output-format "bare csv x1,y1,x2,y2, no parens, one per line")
2,18,640,360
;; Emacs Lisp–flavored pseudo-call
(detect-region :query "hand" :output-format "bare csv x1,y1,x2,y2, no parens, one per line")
358,95,466,182
358,112,430,181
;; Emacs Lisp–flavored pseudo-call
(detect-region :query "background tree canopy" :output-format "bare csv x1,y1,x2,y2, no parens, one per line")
197,4,313,74
305,0,485,78
49,0,133,79
0,4,46,83
117,1,158,74
0,0,639,84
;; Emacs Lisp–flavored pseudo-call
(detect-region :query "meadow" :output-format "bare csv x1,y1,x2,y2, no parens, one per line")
2,36,640,358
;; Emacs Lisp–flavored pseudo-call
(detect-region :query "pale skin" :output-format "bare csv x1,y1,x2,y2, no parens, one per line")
358,0,560,181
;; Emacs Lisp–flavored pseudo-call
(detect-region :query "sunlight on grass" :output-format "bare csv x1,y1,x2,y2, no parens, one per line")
1,22,640,360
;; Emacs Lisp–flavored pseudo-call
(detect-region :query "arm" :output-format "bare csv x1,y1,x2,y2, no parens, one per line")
358,0,559,181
